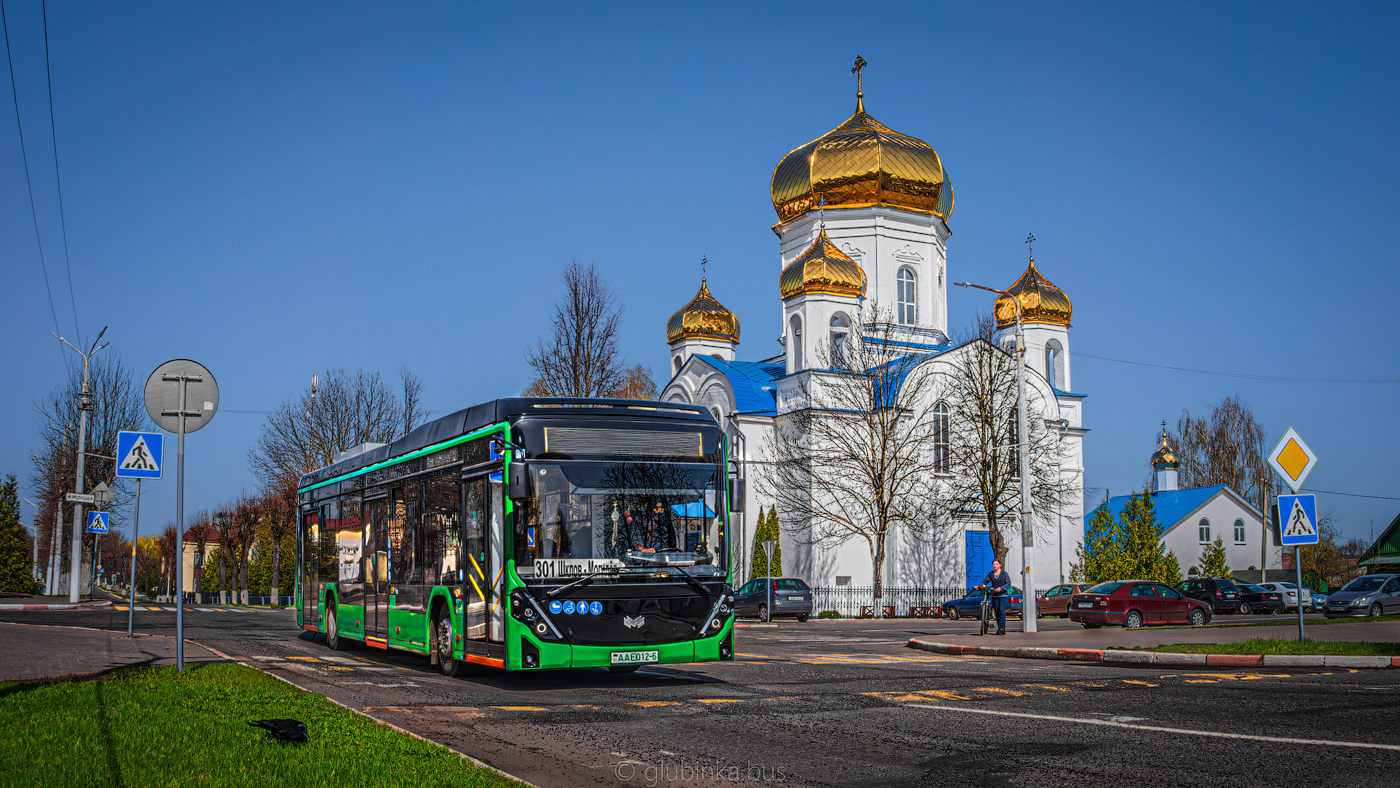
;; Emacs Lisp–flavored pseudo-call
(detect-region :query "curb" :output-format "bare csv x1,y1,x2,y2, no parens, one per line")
908,638,1400,669
0,601,113,610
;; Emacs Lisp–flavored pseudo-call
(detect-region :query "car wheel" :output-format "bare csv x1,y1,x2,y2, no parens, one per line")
947,607,960,621
1304,605,1315,614
796,614,809,623
1189,608,1206,626
1370,603,1383,618
326,604,344,651
1238,602,1252,616
758,604,770,623
1123,610,1143,629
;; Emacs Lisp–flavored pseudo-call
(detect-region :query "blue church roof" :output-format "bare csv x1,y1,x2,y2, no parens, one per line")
695,357,784,415
1084,485,1254,535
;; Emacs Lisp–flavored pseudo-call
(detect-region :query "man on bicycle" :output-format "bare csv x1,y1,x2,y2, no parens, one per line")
976,558,1012,635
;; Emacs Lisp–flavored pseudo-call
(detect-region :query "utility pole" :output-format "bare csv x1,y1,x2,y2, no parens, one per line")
54,327,109,603
20,496,41,585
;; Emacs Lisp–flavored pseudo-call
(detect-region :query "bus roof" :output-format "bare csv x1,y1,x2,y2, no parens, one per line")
297,397,712,490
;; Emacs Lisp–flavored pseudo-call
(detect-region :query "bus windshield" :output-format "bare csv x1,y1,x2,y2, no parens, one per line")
514,462,723,576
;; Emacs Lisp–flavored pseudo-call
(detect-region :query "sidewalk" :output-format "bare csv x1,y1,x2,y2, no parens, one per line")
0,622,223,681
909,620,1400,669
0,596,112,611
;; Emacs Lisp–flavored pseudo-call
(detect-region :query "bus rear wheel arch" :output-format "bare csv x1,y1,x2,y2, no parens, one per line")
326,595,347,651
433,605,467,677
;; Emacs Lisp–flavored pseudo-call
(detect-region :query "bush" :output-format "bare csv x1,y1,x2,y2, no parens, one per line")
817,610,840,619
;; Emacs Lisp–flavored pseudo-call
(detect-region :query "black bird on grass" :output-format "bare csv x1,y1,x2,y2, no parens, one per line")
248,719,308,743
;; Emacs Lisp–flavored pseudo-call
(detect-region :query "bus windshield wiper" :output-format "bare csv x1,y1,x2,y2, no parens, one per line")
668,566,716,600
545,571,611,599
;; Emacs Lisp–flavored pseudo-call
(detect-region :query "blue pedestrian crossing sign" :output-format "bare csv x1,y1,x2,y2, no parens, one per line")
115,431,164,480
1278,494,1319,546
86,511,110,534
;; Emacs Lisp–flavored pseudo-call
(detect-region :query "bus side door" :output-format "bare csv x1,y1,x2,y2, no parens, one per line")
363,495,389,641
462,475,489,642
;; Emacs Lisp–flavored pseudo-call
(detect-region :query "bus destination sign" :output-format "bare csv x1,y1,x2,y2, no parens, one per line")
534,558,625,579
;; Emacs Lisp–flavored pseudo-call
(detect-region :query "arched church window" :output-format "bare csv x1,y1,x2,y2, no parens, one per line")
933,401,950,474
1233,519,1246,544
789,315,803,371
1198,518,1211,544
673,357,683,375
1045,338,1064,390
897,268,917,325
710,407,722,427
829,313,850,368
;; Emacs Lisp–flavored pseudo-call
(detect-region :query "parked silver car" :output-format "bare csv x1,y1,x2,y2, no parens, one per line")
1322,574,1400,618
1257,581,1315,613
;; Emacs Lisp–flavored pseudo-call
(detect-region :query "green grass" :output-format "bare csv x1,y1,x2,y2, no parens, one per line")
1150,613,1400,631
1145,638,1400,656
0,662,523,788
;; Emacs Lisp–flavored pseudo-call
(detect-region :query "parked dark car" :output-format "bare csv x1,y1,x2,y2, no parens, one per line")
1175,577,1242,613
1322,574,1400,618
1069,581,1212,629
1038,583,1094,618
735,577,812,622
1235,584,1285,615
941,588,1036,620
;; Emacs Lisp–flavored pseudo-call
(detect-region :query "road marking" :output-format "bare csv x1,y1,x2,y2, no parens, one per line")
904,704,1400,752
492,706,549,711
286,656,323,663
695,698,745,704
1121,680,1159,687
248,656,284,661
973,687,1030,696
1020,683,1072,692
629,701,682,707
195,607,215,612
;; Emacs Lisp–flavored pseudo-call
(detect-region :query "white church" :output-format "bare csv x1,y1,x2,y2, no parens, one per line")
660,68,1087,595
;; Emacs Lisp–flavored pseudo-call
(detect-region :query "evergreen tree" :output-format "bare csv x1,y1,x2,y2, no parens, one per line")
750,507,783,579
1199,536,1231,579
0,474,39,594
1070,489,1181,584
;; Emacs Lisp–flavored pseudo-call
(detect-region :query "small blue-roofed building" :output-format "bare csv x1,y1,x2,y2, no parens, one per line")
1085,426,1280,576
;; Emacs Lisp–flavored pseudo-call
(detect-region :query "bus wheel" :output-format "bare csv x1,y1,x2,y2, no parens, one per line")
327,604,345,651
436,613,465,677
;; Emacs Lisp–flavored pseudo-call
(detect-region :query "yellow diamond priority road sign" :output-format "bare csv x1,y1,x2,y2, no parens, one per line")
1268,426,1317,493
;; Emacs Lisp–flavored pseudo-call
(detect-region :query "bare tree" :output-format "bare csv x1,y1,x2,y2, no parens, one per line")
261,478,297,606
613,363,658,400
186,512,213,600
1170,395,1280,513
233,497,261,604
29,354,147,589
525,260,628,397
156,522,178,601
248,367,424,489
953,309,998,344
938,339,1071,565
760,310,944,607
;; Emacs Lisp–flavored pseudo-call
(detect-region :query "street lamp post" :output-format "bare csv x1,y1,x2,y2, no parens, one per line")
53,327,109,603
954,280,1036,633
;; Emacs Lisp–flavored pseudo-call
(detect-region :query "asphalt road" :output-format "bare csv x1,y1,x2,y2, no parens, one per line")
3,606,1397,788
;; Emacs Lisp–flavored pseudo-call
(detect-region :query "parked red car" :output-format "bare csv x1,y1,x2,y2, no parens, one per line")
1069,580,1213,629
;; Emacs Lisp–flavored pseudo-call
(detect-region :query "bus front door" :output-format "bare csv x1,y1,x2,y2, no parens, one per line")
462,475,490,644
363,495,389,642
301,508,319,625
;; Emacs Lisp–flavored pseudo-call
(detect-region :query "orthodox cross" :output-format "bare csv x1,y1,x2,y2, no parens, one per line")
1025,232,1036,262
852,56,867,111
817,195,827,228
701,256,708,283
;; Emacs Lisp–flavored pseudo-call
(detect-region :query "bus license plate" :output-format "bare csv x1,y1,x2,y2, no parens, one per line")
611,650,659,665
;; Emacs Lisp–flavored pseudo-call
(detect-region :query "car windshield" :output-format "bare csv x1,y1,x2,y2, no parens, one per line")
514,462,723,575
1214,580,1238,590
1087,582,1126,594
1340,576,1388,594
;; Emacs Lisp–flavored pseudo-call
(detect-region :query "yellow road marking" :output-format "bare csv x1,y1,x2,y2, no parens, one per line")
286,656,323,663
1122,680,1159,687
567,704,602,710
114,606,128,610
324,666,354,671
695,698,745,704
918,690,976,701
863,691,933,702
1185,679,1217,684
1021,684,1072,692
492,706,549,711
629,701,681,707
973,687,1030,696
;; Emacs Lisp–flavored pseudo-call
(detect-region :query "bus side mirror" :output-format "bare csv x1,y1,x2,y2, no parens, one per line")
509,463,528,500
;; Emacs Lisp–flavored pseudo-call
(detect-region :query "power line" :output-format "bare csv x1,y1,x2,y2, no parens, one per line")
40,0,77,339
1303,487,1400,502
1070,350,1400,384
1,0,67,370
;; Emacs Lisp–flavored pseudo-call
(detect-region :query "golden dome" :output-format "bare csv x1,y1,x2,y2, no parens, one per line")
780,227,867,300
1151,425,1179,469
771,102,953,225
994,260,1072,328
667,280,740,345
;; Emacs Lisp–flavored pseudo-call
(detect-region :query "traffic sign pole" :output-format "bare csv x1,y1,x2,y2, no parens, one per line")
127,479,141,638
1295,545,1305,642
175,375,187,671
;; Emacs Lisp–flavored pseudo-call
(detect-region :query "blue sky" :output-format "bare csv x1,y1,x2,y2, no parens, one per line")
3,2,1397,546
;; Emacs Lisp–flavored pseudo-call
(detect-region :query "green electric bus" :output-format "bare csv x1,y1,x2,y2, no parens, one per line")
295,398,735,673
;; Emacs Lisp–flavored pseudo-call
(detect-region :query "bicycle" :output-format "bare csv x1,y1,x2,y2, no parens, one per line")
973,586,999,636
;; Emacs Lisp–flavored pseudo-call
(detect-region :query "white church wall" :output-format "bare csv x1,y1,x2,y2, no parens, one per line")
1162,492,1277,577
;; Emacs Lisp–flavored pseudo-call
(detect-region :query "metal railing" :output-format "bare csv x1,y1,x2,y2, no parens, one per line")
810,586,966,618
